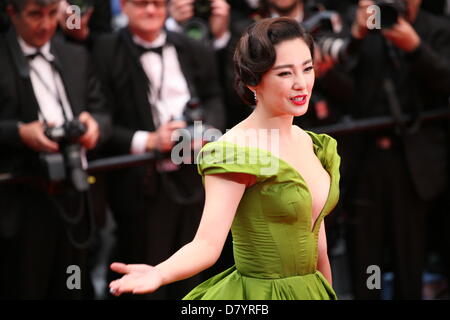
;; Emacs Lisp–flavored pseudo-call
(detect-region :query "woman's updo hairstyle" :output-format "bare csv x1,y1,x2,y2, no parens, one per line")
234,17,314,105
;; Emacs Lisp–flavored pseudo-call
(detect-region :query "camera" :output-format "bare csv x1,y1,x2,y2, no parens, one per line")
41,120,89,192
156,98,215,172
193,0,212,20
183,18,210,43
44,119,87,144
173,97,216,153
180,97,216,144
302,9,351,65
375,0,407,29
182,1,212,43
303,11,332,34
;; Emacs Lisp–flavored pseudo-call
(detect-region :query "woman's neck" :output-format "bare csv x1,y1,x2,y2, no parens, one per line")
246,106,295,140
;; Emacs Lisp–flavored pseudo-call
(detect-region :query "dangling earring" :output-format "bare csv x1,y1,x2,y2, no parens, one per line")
253,90,257,104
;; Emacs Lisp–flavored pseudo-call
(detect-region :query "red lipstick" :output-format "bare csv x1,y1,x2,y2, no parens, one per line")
290,95,308,106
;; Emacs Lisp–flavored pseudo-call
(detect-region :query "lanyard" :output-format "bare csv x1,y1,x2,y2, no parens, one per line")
151,49,165,106
142,48,166,129
28,58,69,124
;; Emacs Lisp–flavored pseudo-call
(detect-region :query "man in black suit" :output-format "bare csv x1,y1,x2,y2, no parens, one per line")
343,0,450,299
0,0,109,299
92,0,225,299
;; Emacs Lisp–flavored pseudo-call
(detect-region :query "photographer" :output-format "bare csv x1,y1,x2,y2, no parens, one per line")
0,0,109,299
341,0,450,299
166,0,231,113
92,0,226,300
166,0,230,48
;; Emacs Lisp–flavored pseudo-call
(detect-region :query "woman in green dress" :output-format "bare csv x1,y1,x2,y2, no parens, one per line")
109,17,340,300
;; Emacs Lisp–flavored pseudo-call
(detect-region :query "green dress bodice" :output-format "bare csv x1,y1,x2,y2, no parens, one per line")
184,131,340,300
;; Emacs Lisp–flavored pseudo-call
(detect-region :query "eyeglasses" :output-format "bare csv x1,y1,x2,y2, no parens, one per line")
128,0,166,9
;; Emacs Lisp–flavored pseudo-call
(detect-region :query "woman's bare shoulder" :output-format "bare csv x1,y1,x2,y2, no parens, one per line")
292,125,313,146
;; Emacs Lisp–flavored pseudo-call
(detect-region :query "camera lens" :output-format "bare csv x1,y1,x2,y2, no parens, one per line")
375,0,407,29
194,0,212,20
379,3,399,29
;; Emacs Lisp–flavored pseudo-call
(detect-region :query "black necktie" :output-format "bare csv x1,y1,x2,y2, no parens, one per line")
137,45,163,56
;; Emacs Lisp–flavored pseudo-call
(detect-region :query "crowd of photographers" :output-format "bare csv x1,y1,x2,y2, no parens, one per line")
1,0,450,300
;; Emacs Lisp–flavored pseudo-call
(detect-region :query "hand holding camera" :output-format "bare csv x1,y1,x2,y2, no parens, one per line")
41,113,98,192
18,120,59,153
169,0,229,40
78,111,100,150
44,112,99,150
19,111,99,153
352,0,420,52
382,17,420,52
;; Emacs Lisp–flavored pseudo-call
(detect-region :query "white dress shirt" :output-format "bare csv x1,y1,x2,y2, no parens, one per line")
18,37,74,127
130,32,191,154
18,37,87,168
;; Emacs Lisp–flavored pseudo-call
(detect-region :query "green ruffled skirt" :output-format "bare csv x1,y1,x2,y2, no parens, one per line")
183,266,337,300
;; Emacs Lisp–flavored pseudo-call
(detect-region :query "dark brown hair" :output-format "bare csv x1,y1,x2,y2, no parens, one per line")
233,17,314,105
9,0,61,12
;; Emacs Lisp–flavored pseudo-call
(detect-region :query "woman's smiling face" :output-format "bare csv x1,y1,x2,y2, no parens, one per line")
252,37,315,118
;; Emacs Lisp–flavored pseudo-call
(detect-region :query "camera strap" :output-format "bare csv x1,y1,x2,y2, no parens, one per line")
27,54,70,123
151,49,165,117
49,189,96,250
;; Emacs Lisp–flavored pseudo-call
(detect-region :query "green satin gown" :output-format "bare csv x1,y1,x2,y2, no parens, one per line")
183,131,340,300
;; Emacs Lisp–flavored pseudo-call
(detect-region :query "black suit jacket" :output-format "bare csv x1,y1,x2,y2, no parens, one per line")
0,28,110,237
346,11,450,200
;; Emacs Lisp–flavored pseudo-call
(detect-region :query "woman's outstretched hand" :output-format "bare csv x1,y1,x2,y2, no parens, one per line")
109,263,164,296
